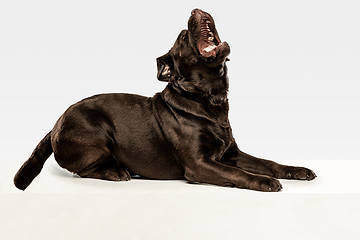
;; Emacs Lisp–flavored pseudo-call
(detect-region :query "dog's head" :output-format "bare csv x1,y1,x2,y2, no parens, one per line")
156,9,231,104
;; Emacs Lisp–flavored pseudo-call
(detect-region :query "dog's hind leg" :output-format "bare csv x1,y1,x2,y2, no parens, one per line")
53,139,131,182
58,152,131,182
77,161,131,181
50,100,133,182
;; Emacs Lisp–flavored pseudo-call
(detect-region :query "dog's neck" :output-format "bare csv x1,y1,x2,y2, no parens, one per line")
171,62,229,106
161,84,230,128
161,64,230,128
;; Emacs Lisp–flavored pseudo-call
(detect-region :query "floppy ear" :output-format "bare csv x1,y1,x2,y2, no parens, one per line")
156,52,174,82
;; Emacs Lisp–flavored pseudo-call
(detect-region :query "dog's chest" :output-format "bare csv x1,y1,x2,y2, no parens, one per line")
155,90,232,161
200,123,233,160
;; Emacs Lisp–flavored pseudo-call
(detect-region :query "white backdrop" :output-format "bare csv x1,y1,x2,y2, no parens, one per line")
1,0,359,162
1,1,359,162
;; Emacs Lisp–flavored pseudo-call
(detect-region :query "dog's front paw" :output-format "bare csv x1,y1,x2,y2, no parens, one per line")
247,176,282,192
284,166,316,181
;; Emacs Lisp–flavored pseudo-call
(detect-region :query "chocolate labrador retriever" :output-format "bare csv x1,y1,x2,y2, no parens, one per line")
14,9,316,192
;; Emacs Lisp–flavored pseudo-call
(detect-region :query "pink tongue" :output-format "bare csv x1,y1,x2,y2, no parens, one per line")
203,44,216,52
200,43,217,57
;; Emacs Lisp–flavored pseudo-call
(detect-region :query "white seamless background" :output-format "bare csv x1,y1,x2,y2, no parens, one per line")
1,1,359,162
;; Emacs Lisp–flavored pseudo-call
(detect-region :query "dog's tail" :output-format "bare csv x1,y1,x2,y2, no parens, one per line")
14,131,53,190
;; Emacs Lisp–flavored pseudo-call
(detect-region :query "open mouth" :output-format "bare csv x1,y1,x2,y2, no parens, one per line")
189,9,230,59
199,17,220,57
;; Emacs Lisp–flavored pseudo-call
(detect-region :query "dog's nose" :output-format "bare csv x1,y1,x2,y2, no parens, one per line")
191,9,202,15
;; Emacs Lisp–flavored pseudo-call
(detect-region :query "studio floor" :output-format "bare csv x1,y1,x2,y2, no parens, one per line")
1,158,359,240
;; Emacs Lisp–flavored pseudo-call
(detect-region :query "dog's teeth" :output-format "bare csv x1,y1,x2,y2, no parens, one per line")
208,32,214,41
206,20,211,23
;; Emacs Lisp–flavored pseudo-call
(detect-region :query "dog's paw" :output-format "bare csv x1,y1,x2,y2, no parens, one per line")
284,166,316,181
247,176,282,192
115,168,131,181
82,167,131,181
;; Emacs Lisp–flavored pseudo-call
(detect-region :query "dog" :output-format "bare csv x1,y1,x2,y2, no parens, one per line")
14,9,316,192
